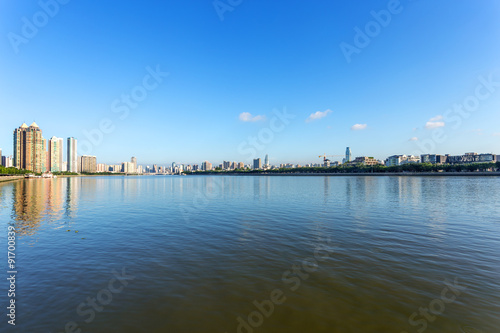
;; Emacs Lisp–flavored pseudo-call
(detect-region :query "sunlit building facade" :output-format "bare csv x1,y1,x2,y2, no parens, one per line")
13,122,46,173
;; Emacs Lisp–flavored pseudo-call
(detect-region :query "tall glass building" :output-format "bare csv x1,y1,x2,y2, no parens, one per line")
345,147,352,163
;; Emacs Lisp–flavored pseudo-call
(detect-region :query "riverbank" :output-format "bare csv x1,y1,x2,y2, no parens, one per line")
189,171,500,177
0,175,25,183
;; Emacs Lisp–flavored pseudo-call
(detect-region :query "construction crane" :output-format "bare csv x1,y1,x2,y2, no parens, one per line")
318,154,345,166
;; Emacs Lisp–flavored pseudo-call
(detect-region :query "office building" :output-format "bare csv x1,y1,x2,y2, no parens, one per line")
421,154,447,164
223,161,231,170
48,136,64,172
13,122,45,173
264,154,269,167
67,137,78,173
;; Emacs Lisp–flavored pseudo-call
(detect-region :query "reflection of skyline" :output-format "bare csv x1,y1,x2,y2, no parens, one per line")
65,177,80,219
10,178,81,236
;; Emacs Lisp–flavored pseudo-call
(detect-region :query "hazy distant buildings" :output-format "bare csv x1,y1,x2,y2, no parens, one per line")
79,155,97,173
352,156,379,166
446,153,497,164
253,158,262,169
264,154,269,167
2,156,13,168
48,136,63,172
13,122,46,173
131,157,137,173
386,155,419,166
67,137,78,173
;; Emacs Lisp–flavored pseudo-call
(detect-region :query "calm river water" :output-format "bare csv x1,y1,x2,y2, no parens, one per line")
0,175,499,333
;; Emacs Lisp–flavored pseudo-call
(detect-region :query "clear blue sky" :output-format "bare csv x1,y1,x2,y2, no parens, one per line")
1,0,500,166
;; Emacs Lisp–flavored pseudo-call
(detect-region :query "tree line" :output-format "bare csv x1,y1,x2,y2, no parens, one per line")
184,162,500,175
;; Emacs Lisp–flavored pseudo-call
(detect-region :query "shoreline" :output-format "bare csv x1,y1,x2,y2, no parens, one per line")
187,172,500,177
2,172,499,181
0,175,25,184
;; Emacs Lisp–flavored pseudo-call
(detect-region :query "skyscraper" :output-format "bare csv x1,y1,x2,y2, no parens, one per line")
0,148,2,166
67,137,78,173
264,154,269,167
48,137,63,172
13,122,45,173
345,147,352,163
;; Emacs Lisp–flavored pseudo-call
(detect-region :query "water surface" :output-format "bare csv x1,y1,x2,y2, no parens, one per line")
1,175,499,332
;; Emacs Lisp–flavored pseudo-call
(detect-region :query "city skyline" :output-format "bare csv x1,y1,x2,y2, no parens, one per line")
2,1,500,164
3,121,498,174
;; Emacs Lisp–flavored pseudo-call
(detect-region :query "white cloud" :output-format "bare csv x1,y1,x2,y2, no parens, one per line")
429,115,443,122
425,115,445,129
306,109,332,123
239,112,266,122
351,124,367,131
493,133,500,137
409,137,419,141
425,121,445,129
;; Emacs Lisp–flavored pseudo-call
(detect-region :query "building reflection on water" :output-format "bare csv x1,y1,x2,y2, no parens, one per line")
10,178,80,236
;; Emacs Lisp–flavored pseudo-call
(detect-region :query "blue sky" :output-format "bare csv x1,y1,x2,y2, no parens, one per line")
1,0,500,165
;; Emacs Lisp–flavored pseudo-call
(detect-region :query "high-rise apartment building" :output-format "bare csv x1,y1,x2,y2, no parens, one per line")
79,155,97,173
13,122,45,173
48,137,64,172
67,137,78,173
122,162,135,173
253,158,262,169
202,161,212,171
